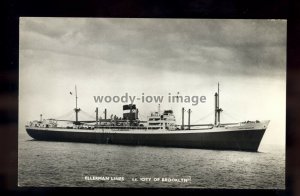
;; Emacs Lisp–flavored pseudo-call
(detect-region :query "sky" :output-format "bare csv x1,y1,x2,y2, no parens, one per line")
19,18,286,146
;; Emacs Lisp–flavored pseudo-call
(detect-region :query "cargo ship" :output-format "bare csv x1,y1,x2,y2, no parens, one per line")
25,84,269,152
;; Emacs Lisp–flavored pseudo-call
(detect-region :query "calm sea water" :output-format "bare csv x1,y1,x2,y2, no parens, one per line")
18,132,285,189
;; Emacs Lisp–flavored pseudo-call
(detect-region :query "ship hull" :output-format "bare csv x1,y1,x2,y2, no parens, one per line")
25,127,266,152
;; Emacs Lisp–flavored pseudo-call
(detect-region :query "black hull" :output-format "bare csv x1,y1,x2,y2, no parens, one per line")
26,128,266,152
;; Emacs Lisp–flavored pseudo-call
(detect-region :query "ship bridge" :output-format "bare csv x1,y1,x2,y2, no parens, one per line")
147,110,176,130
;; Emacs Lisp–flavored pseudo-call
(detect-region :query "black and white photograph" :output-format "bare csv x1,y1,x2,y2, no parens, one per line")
18,18,286,189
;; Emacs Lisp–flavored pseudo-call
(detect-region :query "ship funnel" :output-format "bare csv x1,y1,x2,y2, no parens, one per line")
123,104,138,126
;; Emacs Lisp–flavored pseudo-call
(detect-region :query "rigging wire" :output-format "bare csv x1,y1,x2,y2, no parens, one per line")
191,111,214,124
80,109,95,120
52,110,74,120
222,111,241,122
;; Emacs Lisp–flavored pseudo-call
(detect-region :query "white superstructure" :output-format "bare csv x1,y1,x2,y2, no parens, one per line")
147,110,176,130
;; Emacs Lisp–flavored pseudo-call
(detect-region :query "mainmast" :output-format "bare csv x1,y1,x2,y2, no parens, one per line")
214,83,223,126
217,83,221,125
74,85,81,124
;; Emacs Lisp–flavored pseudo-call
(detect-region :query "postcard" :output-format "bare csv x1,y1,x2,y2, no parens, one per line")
18,18,286,189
